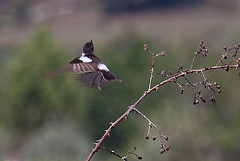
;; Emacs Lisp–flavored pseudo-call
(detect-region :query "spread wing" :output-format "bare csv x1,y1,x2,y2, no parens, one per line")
45,58,96,77
44,57,122,91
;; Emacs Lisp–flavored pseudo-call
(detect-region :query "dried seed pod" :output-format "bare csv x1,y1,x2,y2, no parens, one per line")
199,95,206,103
223,46,227,51
225,66,230,72
216,85,221,89
161,70,167,77
198,90,202,94
160,149,165,154
137,155,143,160
144,44,148,50
193,99,199,105
185,82,190,87
164,136,168,141
165,146,171,151
180,86,184,94
161,51,166,56
210,95,216,104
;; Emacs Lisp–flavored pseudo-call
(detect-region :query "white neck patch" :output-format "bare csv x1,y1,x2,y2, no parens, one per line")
98,63,110,71
79,53,92,62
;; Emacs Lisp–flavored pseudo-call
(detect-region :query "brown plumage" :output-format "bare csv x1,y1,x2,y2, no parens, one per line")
45,41,121,90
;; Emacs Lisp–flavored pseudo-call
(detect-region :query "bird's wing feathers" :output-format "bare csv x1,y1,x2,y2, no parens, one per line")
68,63,96,73
45,59,96,77
44,41,122,90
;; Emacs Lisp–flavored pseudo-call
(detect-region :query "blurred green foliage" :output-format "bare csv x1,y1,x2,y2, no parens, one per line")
0,27,83,137
0,27,159,152
0,26,240,161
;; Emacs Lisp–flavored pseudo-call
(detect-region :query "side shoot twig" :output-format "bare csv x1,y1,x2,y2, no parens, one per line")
85,41,239,161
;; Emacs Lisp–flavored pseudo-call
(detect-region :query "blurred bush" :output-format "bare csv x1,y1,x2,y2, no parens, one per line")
0,27,83,142
0,27,162,154
1,24,239,160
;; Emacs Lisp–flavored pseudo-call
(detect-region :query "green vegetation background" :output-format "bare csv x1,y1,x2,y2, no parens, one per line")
0,1,240,161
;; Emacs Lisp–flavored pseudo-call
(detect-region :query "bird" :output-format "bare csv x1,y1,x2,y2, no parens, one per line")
46,40,122,91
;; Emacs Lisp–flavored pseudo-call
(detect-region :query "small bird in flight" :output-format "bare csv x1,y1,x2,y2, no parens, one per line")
46,40,122,90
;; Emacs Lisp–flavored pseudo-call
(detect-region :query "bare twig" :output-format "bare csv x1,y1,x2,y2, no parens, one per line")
144,44,165,89
99,147,124,160
190,40,208,69
85,41,239,161
134,108,168,141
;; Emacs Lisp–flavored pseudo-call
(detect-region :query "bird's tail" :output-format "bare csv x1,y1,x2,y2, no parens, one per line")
77,71,122,91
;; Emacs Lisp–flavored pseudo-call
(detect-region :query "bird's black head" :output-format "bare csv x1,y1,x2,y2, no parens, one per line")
83,40,94,54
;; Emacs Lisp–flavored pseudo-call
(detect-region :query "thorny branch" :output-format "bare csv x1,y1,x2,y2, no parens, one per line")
86,40,240,161
99,147,143,161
